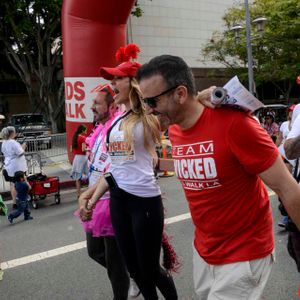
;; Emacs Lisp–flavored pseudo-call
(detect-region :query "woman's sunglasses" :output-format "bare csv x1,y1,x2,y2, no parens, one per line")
142,86,178,108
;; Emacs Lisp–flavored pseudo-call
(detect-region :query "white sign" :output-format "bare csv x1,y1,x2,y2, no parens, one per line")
64,77,110,123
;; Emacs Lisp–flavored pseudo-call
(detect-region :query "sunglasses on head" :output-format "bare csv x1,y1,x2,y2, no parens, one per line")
142,86,179,108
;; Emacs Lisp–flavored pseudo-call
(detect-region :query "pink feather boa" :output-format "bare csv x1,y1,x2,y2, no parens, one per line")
85,108,122,152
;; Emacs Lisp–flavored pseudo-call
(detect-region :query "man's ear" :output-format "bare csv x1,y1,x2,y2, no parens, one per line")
176,86,188,104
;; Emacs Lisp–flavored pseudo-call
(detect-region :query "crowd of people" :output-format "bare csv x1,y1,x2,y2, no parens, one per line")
2,44,300,299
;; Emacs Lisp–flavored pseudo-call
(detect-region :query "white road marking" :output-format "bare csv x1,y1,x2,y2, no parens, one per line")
165,213,191,224
1,190,277,270
0,242,86,270
1,212,192,270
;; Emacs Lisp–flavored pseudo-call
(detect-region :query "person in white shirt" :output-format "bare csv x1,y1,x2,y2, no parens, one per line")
285,103,300,160
1,126,27,206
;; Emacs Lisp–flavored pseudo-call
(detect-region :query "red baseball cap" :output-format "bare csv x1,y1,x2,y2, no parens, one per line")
289,104,296,111
100,61,141,80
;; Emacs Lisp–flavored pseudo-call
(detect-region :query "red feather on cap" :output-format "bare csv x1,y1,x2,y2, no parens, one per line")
125,44,140,60
115,47,130,63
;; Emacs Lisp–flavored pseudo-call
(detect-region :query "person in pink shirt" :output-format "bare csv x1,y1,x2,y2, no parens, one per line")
263,111,279,143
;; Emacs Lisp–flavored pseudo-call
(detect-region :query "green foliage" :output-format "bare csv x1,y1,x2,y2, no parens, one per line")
131,0,152,18
131,3,144,18
0,0,63,131
202,0,300,98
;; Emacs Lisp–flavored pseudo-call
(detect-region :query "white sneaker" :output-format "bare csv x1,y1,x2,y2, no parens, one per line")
129,278,140,298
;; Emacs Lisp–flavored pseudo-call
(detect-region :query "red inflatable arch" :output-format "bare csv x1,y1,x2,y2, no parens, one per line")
62,0,135,161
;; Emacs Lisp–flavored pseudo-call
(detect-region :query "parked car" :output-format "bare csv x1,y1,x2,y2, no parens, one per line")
9,114,52,150
0,114,5,131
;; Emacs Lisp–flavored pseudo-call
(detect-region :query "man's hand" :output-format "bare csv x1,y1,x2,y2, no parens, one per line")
78,186,96,221
196,86,217,109
79,204,92,221
78,194,92,221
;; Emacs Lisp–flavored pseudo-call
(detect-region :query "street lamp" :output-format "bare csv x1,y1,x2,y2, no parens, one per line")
252,16,267,35
231,0,267,95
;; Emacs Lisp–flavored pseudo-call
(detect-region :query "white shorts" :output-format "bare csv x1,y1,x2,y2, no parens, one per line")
193,246,275,300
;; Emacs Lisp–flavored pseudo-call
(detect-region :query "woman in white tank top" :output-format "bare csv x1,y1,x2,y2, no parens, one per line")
79,44,178,300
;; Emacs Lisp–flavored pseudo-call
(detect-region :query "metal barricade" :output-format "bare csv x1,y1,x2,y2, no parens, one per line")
22,133,67,157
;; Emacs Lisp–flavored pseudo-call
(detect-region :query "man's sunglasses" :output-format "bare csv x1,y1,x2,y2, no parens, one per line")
142,86,178,108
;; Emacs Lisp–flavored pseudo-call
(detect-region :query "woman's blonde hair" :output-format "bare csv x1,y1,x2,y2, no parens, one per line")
122,78,161,153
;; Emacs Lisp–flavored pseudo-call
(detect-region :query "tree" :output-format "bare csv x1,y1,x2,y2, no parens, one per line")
0,0,63,132
202,0,300,100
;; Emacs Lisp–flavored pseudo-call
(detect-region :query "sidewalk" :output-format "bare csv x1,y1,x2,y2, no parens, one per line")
0,154,74,200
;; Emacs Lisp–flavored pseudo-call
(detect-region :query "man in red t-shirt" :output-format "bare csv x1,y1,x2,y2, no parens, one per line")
137,55,300,299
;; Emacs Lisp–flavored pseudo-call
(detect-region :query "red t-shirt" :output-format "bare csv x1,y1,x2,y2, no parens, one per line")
169,107,278,265
73,135,86,155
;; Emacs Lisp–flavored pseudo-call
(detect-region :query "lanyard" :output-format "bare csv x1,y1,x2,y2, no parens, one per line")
106,110,132,146
89,127,104,169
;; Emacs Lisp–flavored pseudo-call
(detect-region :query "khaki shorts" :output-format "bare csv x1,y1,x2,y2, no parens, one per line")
193,246,275,300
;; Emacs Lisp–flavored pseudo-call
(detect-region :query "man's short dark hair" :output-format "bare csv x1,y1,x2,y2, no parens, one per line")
136,55,196,96
14,171,25,182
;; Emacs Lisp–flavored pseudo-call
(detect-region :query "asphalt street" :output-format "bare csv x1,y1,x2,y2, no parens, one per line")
0,176,299,300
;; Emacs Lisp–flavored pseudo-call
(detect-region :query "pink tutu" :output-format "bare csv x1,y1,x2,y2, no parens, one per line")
75,198,114,237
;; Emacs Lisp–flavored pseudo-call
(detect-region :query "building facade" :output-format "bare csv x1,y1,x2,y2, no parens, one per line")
129,0,236,68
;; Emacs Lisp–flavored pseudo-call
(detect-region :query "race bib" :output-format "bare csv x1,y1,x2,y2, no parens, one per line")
108,132,135,162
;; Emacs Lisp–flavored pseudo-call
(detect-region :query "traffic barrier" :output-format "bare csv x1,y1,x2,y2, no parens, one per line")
159,146,174,178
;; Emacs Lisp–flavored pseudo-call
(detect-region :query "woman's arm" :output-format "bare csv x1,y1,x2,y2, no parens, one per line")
81,142,87,153
78,176,109,220
87,176,109,209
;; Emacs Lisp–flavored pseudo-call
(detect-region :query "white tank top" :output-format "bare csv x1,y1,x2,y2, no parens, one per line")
89,130,111,199
107,115,161,197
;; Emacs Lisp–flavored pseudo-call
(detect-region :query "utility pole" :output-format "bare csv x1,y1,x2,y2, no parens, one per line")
244,0,255,95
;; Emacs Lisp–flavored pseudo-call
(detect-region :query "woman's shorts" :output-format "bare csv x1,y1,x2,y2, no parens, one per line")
71,154,88,180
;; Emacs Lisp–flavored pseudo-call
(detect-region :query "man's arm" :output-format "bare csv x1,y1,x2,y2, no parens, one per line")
284,114,300,160
259,155,300,230
284,136,300,160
